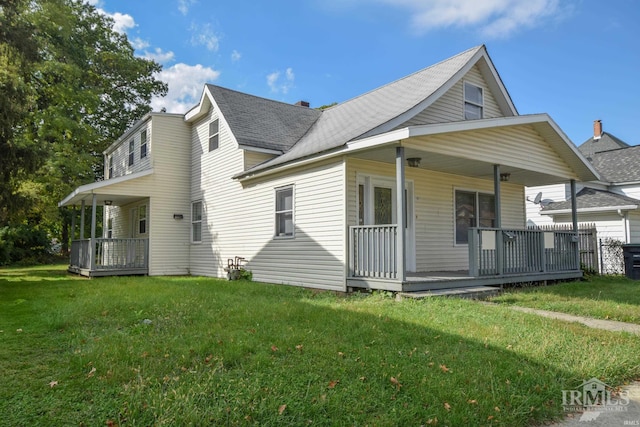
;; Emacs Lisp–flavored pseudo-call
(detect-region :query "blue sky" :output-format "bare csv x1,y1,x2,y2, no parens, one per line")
91,0,639,147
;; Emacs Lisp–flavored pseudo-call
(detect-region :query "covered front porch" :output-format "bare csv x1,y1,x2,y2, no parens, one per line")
59,170,153,277
343,116,598,292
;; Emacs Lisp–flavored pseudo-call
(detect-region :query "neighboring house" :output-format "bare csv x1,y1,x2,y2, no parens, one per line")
526,120,640,247
60,45,598,292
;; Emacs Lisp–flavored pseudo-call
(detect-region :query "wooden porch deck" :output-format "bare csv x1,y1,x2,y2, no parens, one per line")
347,269,583,292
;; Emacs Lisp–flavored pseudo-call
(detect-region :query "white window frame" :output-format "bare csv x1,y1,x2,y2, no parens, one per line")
128,139,135,166
108,156,113,179
208,119,219,152
106,216,113,238
191,200,203,243
138,204,147,235
275,185,294,238
463,81,484,120
454,188,495,245
140,129,147,159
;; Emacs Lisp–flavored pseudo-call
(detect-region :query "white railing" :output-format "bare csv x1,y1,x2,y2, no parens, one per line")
70,238,149,271
468,228,579,277
349,225,398,279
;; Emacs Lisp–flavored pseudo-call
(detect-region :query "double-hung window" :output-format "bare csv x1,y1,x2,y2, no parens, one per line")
275,186,294,237
455,190,495,244
191,201,202,243
464,82,483,120
128,139,135,166
140,130,147,159
209,119,219,152
138,205,147,234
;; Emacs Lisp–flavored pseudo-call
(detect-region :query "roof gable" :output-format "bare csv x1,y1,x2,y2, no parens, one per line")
187,85,321,153
245,45,517,173
542,187,640,213
578,132,629,159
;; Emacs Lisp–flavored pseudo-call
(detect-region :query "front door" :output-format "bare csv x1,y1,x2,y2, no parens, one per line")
358,176,416,272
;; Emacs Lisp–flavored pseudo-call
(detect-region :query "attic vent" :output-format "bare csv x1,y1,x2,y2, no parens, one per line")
295,101,310,108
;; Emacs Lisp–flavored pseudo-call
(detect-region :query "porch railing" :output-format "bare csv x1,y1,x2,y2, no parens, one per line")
70,238,149,271
349,225,398,279
468,228,579,276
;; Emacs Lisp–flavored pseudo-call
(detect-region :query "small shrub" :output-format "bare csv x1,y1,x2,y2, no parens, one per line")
0,225,51,265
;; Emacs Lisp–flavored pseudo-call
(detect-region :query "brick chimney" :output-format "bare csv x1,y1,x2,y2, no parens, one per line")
593,119,602,140
295,101,310,108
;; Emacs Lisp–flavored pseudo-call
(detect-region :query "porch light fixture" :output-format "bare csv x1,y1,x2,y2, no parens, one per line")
500,173,511,182
407,157,421,168
104,200,113,206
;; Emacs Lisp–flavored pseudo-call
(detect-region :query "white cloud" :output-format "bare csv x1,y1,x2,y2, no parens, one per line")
110,11,135,33
142,48,175,64
151,63,221,113
190,23,220,52
231,50,242,62
130,37,150,50
267,67,295,94
178,0,197,15
379,0,561,38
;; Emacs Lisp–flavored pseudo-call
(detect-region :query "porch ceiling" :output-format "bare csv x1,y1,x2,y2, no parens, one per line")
59,169,153,207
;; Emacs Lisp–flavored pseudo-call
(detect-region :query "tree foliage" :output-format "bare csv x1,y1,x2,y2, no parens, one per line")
0,0,167,254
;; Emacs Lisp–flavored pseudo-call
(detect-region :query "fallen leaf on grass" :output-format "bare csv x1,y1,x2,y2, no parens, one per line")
278,404,287,415
271,345,278,352
390,377,402,389
295,344,303,351
444,402,451,411
49,381,58,388
87,367,96,378
439,364,450,373
16,329,23,333
468,399,478,404
205,354,213,363
328,380,339,389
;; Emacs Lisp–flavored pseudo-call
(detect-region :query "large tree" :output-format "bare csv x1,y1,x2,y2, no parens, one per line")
0,0,167,251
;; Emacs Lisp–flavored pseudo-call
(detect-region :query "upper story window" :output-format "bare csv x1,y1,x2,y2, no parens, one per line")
140,130,147,159
209,119,219,152
455,190,495,244
191,201,202,243
275,185,294,238
464,82,483,120
128,139,135,166
108,156,113,179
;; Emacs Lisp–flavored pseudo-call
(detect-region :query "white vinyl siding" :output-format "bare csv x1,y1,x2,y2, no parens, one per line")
189,103,346,290
105,121,153,179
347,157,524,272
398,65,504,127
244,150,277,170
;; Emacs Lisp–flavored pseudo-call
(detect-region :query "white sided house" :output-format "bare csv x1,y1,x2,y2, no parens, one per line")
527,121,640,245
60,45,599,292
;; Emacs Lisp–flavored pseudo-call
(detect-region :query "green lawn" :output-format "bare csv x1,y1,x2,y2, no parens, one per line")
492,275,640,324
2,265,640,426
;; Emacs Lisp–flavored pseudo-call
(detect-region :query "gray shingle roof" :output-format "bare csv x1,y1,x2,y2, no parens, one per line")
589,145,640,183
542,187,640,212
206,84,321,153
578,132,629,159
239,45,486,174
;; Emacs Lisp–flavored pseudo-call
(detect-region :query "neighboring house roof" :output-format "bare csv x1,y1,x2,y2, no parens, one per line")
205,85,322,153
541,187,640,214
588,145,640,183
237,44,517,176
578,132,629,159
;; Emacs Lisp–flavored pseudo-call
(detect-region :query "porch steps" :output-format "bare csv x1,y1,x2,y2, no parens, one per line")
396,285,501,301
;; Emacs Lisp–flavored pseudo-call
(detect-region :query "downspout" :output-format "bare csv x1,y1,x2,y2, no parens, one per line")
396,146,406,282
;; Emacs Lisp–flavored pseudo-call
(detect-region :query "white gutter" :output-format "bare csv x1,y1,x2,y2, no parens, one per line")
541,204,638,215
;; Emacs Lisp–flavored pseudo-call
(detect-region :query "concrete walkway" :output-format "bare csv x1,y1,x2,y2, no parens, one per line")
497,304,640,425
506,305,640,336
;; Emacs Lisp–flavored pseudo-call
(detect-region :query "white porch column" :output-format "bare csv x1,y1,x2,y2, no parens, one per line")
71,206,76,241
570,179,580,269
89,194,97,271
493,165,503,275
80,200,86,239
396,146,406,282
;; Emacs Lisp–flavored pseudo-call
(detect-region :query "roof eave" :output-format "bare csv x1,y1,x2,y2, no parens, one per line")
541,205,638,215
58,169,154,207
